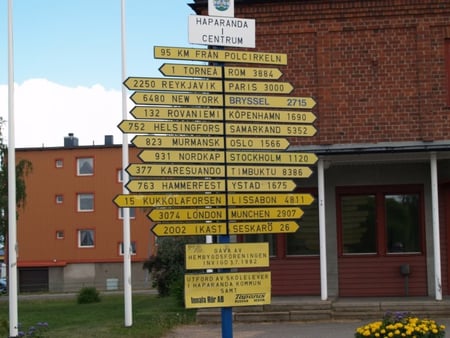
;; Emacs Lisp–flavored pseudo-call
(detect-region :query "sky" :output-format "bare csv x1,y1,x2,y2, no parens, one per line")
0,0,196,148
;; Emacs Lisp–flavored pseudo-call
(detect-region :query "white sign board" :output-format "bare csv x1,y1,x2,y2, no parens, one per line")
209,0,234,17
189,15,255,48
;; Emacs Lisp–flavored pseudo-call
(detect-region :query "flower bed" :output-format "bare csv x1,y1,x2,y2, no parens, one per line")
355,311,445,338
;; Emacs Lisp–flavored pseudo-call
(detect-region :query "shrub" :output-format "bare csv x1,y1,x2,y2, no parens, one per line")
77,286,100,304
355,311,446,338
143,236,202,302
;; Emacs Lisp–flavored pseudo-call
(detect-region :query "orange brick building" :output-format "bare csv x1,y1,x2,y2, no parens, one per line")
16,135,153,292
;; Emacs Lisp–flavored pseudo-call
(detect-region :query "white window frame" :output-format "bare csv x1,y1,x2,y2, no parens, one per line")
77,193,94,212
55,195,63,204
56,230,64,239
77,157,94,176
78,229,95,248
55,159,63,168
119,241,136,255
119,208,135,219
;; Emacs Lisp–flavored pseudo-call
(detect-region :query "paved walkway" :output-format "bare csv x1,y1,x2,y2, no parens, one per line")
163,318,450,338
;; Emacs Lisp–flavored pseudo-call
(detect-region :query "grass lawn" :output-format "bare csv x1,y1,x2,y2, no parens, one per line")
0,292,196,337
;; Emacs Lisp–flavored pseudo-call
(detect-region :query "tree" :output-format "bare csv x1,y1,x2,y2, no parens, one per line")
0,118,32,244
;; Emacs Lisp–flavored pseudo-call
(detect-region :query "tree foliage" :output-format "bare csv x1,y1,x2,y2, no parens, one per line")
0,118,33,241
143,236,202,299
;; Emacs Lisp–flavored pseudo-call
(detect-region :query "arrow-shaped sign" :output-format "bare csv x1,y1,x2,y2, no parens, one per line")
228,193,314,206
130,106,222,120
113,194,226,208
227,166,313,178
124,77,293,94
228,206,303,220
154,46,287,65
228,221,299,234
148,208,227,222
130,92,316,109
226,151,318,164
152,222,228,236
118,120,224,135
159,63,284,80
126,163,225,177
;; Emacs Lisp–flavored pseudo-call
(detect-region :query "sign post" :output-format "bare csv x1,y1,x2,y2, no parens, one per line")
115,2,319,337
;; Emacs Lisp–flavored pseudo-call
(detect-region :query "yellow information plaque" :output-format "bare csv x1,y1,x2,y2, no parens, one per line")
185,242,269,270
184,271,271,308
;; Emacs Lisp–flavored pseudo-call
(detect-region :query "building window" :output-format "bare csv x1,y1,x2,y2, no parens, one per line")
78,229,95,247
117,169,123,183
77,157,94,176
119,241,137,255
385,194,420,253
286,196,319,256
55,159,63,168
338,186,423,256
56,230,64,239
119,208,135,219
341,194,377,254
55,195,64,204
77,193,94,212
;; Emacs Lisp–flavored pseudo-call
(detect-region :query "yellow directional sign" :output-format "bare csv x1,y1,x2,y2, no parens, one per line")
113,194,226,208
131,92,223,106
118,120,223,135
227,137,290,150
124,77,293,94
126,179,226,193
131,135,290,150
228,180,296,192
227,152,318,164
228,193,314,206
130,106,222,120
226,123,317,137
225,81,293,94
124,77,222,92
159,63,283,80
225,109,316,124
185,243,269,269
148,208,227,222
227,166,313,178
155,46,287,65
226,94,316,109
130,92,316,109
185,271,271,308
228,207,303,220
132,135,224,149
152,222,227,236
228,221,299,234
139,150,225,163
126,164,225,177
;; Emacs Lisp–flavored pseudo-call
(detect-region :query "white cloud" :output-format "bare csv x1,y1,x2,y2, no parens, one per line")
0,79,126,148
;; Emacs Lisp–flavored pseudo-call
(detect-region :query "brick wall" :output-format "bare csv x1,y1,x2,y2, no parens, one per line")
226,0,450,146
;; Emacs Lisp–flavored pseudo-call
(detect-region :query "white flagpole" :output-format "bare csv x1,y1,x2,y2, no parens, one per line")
121,0,133,327
7,0,19,336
